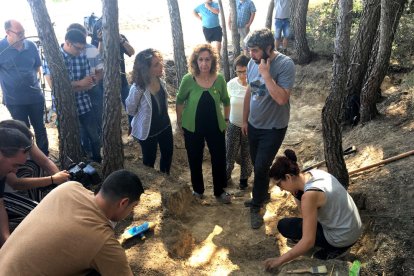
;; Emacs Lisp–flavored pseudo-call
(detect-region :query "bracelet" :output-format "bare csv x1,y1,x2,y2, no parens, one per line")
51,176,54,185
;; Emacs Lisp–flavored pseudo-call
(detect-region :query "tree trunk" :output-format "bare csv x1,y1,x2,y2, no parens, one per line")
265,0,274,29
360,0,407,123
101,0,124,177
321,0,353,189
292,0,312,64
27,0,83,168
167,0,188,87
229,0,241,63
345,0,380,108
218,0,230,81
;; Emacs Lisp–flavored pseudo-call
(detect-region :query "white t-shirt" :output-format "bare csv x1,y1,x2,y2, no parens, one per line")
227,77,247,127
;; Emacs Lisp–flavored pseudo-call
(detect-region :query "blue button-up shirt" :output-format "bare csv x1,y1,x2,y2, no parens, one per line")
43,45,92,115
236,0,256,28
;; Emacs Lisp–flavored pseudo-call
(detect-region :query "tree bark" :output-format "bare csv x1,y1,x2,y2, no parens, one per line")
229,0,241,63
360,0,407,123
292,0,312,64
345,0,380,106
266,0,274,29
27,0,83,167
321,0,353,189
218,0,230,81
101,0,124,177
167,0,188,87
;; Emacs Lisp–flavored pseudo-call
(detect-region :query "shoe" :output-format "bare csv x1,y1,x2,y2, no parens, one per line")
239,179,248,190
216,192,231,204
312,247,350,260
250,208,264,229
192,191,204,199
244,193,271,207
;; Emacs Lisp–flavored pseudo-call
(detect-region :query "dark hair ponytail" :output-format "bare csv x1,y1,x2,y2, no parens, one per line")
269,149,300,180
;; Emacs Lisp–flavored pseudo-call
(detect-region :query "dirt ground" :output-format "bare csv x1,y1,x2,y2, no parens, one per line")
110,58,413,276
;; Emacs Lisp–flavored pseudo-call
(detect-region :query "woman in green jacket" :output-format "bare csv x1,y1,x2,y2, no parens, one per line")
176,44,231,204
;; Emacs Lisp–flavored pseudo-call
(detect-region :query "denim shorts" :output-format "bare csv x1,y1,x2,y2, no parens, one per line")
274,18,290,39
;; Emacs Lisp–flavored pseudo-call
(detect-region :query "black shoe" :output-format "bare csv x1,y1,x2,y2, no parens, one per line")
312,247,349,260
239,179,248,190
250,208,264,229
244,193,271,207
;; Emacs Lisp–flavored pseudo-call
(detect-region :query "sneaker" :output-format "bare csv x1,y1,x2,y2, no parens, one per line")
312,247,350,260
216,192,231,204
244,193,271,207
192,191,204,199
250,208,264,229
239,179,248,190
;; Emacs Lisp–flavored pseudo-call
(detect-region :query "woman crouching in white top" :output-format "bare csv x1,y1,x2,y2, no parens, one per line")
264,149,362,270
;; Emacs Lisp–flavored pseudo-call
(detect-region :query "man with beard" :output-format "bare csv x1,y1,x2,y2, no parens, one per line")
241,28,295,229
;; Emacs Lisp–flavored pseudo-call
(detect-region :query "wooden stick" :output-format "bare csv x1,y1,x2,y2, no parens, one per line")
349,149,414,175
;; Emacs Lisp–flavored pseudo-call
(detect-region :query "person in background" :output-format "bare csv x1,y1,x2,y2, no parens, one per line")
228,0,256,55
0,127,32,247
274,0,291,54
43,29,102,163
0,119,69,224
67,23,104,140
92,19,135,135
176,44,231,204
126,49,173,174
225,54,252,190
264,149,362,270
0,19,49,155
0,170,144,275
194,0,223,55
242,29,295,229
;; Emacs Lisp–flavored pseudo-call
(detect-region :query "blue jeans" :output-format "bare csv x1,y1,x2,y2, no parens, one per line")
88,82,104,138
6,102,49,156
274,18,290,40
79,111,102,163
248,123,287,207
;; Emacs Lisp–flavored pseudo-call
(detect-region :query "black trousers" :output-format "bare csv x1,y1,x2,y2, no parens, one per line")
183,128,226,197
248,124,287,207
278,217,352,251
138,126,173,174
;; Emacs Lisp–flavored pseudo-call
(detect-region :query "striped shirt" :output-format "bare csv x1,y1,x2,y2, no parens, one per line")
43,45,92,115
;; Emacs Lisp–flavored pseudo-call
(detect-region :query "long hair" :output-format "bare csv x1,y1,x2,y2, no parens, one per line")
188,43,219,76
132,48,163,90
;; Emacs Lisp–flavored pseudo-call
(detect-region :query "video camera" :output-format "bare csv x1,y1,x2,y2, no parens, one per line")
67,161,101,188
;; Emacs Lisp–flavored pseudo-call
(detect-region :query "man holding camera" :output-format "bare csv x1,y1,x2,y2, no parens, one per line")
43,29,102,163
0,19,49,156
0,170,144,275
0,127,33,247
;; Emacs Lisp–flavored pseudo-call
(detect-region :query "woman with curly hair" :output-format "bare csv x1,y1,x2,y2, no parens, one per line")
176,44,231,204
264,149,362,270
126,49,173,174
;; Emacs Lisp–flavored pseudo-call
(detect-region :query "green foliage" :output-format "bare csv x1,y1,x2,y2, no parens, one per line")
306,0,363,56
391,11,414,68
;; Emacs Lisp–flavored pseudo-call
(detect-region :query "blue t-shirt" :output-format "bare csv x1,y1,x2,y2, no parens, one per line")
194,2,220,28
0,38,43,105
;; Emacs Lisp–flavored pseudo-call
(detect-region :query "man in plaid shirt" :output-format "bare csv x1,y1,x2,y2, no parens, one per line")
44,29,102,163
